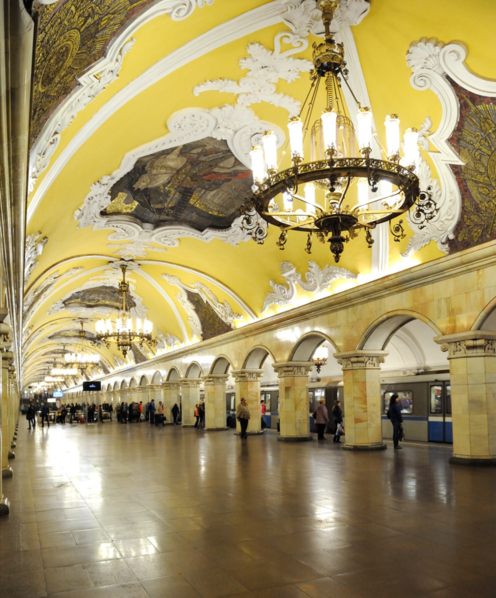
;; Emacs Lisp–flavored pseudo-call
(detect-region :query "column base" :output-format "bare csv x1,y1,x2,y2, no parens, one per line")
0,497,10,516
7,451,15,459
342,443,387,451
11,442,16,448
181,424,196,428
235,430,264,436
204,427,228,431
2,467,13,478
450,456,496,466
278,435,313,442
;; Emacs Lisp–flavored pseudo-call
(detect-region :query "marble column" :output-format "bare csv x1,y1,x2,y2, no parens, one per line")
162,382,180,424
437,332,496,465
181,379,201,427
1,351,13,478
272,362,313,442
334,351,388,451
202,374,228,430
232,369,264,435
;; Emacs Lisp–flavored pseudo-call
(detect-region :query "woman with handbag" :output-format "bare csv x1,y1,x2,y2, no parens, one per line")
332,400,343,443
315,398,329,440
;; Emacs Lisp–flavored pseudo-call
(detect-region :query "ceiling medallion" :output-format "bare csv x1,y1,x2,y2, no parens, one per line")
94,264,156,357
246,0,437,263
63,321,99,372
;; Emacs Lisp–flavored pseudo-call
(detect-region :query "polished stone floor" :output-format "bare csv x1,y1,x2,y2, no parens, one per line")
2,421,496,598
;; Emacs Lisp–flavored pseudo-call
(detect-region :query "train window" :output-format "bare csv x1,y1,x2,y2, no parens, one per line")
430,385,443,414
383,391,413,414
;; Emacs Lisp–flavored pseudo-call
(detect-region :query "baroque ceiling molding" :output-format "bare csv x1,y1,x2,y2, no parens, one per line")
262,261,357,313
25,232,48,286
48,261,148,319
156,330,182,353
27,0,369,224
162,273,243,338
29,0,215,193
75,105,279,257
404,38,496,256
23,267,85,328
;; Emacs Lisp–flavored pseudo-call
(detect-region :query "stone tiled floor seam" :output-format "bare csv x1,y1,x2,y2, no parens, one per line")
1,421,496,597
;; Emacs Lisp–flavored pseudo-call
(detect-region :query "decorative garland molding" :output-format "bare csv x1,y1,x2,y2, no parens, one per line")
162,273,243,338
74,105,277,257
29,0,215,192
403,38,496,256
27,0,369,224
24,232,48,285
262,261,357,313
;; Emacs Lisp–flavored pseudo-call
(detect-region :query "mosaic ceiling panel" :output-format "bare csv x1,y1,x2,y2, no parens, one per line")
102,137,253,231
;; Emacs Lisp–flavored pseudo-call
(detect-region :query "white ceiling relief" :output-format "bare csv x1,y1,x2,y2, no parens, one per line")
25,231,48,285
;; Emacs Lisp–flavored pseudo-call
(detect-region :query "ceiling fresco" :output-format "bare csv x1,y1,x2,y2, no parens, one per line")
102,137,253,230
22,0,496,389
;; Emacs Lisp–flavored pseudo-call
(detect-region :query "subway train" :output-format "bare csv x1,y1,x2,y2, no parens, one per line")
225,372,452,444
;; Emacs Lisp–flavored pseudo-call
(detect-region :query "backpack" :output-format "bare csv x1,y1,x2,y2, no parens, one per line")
386,408,391,420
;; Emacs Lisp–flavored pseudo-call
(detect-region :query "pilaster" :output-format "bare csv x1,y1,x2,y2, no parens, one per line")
436,331,496,465
181,379,201,427
232,369,264,435
272,362,313,442
335,351,388,451
202,374,228,430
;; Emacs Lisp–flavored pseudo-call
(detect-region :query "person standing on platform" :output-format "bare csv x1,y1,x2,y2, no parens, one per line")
26,403,36,430
172,403,179,425
109,403,113,422
194,405,200,428
198,402,205,429
149,399,156,424
70,403,76,424
315,398,329,440
389,394,403,450
138,401,143,422
40,402,50,428
236,397,251,439
332,400,343,443
145,401,150,421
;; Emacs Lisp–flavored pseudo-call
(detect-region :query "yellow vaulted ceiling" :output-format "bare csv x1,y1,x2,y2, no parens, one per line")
23,0,496,389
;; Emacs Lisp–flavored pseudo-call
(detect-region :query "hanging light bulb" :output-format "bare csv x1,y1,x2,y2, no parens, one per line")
288,117,304,163
305,183,316,215
357,107,373,153
404,128,419,171
262,131,278,174
250,146,266,184
283,191,293,212
321,110,337,154
385,114,400,160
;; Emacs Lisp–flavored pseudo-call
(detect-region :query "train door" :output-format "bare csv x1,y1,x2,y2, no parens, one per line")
428,382,452,443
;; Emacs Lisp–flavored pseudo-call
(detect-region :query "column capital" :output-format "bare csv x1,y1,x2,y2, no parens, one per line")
231,369,264,382
334,350,388,370
435,331,496,359
202,374,228,386
1,351,13,366
148,384,162,391
162,381,180,390
272,362,313,378
181,378,202,387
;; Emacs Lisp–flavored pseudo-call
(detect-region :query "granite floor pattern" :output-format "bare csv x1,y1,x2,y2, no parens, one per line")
2,422,496,598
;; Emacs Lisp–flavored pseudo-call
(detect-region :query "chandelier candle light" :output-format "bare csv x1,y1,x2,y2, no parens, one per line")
95,264,155,357
246,0,437,262
313,344,328,373
63,321,100,372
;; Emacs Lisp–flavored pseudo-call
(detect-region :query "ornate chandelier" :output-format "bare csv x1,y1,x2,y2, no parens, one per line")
312,345,328,373
63,322,99,371
95,264,155,357
247,0,437,262
45,376,64,383
52,367,78,376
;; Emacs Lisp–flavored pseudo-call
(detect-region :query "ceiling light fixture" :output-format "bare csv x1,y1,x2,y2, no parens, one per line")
63,321,100,371
94,264,155,357
245,0,437,262
312,345,328,373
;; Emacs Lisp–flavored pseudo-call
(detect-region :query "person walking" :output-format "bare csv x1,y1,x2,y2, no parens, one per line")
236,397,251,439
172,403,179,425
40,402,50,428
332,400,343,443
389,394,403,450
149,399,156,424
194,405,200,428
315,398,329,440
198,402,205,429
26,403,36,430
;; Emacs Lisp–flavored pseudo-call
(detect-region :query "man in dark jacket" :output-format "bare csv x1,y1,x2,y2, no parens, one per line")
40,402,50,428
149,400,156,424
26,403,36,429
389,394,403,450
